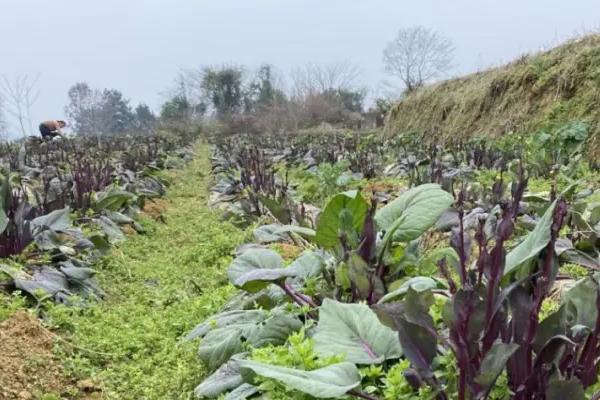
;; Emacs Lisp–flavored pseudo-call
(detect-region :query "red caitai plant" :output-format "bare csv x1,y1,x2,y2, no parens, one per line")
375,173,600,399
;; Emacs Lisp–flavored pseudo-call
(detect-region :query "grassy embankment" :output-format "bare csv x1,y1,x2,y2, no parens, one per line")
386,34,600,156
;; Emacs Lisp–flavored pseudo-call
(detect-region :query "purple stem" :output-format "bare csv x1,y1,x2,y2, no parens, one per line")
279,282,317,308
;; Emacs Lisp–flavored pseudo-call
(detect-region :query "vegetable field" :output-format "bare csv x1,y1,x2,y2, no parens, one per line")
2,123,600,400
0,132,196,302
195,126,600,399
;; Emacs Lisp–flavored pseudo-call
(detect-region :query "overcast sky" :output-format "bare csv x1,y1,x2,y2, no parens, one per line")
1,0,599,136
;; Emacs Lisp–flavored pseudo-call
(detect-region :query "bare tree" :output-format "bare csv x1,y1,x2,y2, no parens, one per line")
291,62,362,98
383,26,454,93
171,69,204,104
65,82,102,135
161,69,211,121
0,74,41,137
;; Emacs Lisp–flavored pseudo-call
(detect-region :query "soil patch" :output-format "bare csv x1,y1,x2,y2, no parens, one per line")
272,243,303,261
0,312,99,400
142,198,169,219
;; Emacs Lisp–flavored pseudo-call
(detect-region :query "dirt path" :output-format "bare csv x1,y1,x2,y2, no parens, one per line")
0,146,246,400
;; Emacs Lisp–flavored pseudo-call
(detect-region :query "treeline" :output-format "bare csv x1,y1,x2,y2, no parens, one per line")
65,62,384,137
65,82,157,136
64,23,459,137
160,63,381,135
3,26,455,137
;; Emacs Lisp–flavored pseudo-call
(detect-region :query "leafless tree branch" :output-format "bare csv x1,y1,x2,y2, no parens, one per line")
383,26,454,93
0,74,41,137
291,61,362,99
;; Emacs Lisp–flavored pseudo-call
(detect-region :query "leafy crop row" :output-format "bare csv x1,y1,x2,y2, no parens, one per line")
190,127,600,399
0,132,197,304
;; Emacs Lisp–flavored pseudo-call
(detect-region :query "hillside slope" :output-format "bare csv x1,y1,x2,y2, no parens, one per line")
385,34,600,154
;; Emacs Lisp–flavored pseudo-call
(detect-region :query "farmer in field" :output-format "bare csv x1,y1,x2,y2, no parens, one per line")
39,119,66,140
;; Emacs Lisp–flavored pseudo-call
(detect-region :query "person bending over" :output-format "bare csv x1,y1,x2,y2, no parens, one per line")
39,120,66,139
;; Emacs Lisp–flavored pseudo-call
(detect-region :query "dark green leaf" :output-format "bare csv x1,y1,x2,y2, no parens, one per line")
236,360,361,398
189,309,302,371
258,194,291,224
194,359,244,398
378,277,442,304
31,207,71,233
286,251,324,280
313,299,402,364
374,184,453,242
546,378,585,400
223,383,259,400
227,249,291,292
504,201,556,276
95,188,135,211
314,190,368,248
563,276,599,330
347,253,371,299
475,342,519,387
96,216,125,243
0,208,8,235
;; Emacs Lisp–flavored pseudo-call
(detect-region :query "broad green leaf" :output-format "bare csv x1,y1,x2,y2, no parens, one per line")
223,383,259,400
0,208,8,235
286,251,324,280
378,277,441,304
236,360,361,398
335,261,351,290
105,210,134,225
186,310,267,341
419,247,460,272
89,234,111,254
200,328,248,371
220,285,286,312
504,201,557,276
273,225,316,238
96,216,125,243
95,188,135,211
374,184,453,242
533,305,568,352
60,267,96,282
546,378,585,400
0,174,9,212
194,359,244,398
258,194,291,224
246,310,303,347
313,299,402,364
190,309,301,370
475,343,519,387
563,276,599,330
373,289,437,377
253,225,316,244
34,230,63,250
314,190,368,248
347,253,371,298
227,249,288,292
31,207,71,232
253,224,285,243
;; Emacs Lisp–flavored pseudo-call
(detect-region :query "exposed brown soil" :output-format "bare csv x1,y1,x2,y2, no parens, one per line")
362,181,402,194
142,198,169,219
0,312,101,400
121,224,136,235
272,243,303,261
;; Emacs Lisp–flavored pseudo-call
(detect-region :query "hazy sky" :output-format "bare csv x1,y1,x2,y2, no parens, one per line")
1,0,599,136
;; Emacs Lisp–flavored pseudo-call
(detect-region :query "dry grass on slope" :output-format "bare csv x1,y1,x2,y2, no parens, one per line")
386,34,600,156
